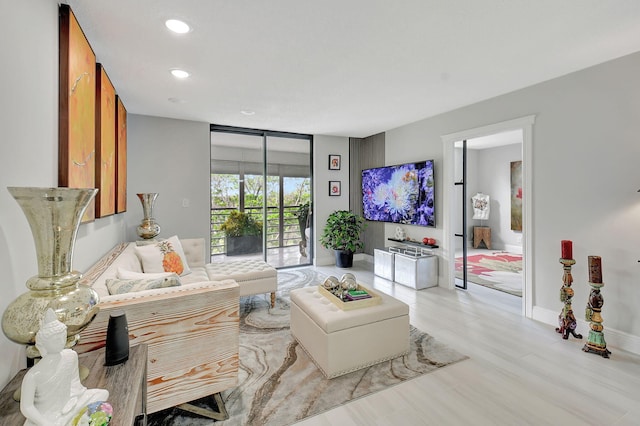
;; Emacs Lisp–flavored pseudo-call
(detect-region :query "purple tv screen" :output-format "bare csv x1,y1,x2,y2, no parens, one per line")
361,160,435,227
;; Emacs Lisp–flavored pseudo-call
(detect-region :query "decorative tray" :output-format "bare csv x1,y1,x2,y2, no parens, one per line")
318,284,382,311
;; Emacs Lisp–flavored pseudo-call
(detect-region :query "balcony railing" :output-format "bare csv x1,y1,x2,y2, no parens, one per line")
211,205,305,255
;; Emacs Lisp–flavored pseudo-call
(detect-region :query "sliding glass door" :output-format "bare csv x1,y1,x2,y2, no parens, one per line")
210,126,312,269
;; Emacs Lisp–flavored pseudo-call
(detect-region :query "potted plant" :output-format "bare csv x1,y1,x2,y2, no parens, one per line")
294,202,311,257
320,210,365,268
294,202,310,241
220,210,263,256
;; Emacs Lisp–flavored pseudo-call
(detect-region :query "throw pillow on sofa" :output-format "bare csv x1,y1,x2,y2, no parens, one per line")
117,268,178,280
106,275,182,295
134,235,191,276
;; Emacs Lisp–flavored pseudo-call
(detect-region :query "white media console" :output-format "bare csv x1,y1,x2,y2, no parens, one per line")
374,242,438,289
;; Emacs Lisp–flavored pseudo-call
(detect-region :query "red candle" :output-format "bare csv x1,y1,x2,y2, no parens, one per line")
561,240,573,259
588,256,602,283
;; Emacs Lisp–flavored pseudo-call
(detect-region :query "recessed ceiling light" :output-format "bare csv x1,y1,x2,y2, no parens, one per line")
165,19,190,34
170,69,190,79
240,110,255,116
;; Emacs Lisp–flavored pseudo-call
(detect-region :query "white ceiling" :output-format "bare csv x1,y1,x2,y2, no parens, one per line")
66,1,640,138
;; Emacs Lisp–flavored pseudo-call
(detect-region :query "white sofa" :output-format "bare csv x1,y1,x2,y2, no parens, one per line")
204,258,277,307
75,238,244,414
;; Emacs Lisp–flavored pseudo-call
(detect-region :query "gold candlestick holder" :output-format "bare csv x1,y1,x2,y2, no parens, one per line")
582,281,611,358
555,258,582,340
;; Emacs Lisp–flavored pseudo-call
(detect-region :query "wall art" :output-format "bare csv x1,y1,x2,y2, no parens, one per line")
329,154,341,170
329,181,341,196
510,160,523,231
116,96,127,213
95,64,116,218
58,4,96,222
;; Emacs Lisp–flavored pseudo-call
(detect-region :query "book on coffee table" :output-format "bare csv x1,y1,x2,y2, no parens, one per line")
344,289,372,301
318,284,381,310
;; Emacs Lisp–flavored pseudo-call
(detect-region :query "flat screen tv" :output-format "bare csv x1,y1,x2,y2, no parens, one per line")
362,160,435,227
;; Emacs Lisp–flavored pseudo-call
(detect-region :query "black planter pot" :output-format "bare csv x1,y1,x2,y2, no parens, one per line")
226,235,262,256
334,249,354,268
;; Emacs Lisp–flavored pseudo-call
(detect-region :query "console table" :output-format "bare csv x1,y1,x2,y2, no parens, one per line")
387,237,439,249
0,344,148,426
375,239,439,289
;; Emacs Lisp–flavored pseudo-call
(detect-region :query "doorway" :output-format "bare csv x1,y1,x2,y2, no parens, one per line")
210,125,313,269
454,132,524,296
442,116,535,317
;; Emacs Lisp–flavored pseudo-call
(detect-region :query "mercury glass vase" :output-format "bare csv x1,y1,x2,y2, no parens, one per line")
2,187,101,359
136,193,161,239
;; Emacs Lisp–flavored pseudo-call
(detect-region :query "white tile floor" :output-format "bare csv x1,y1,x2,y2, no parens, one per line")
294,259,640,425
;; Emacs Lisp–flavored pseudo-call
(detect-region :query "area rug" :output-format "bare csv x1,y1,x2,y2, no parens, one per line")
147,268,468,425
455,252,523,297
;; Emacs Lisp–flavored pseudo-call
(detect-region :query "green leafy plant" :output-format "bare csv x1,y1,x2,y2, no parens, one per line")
320,210,365,253
220,210,262,237
293,201,310,219
294,202,311,243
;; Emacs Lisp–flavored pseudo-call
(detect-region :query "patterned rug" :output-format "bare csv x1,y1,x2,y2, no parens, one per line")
455,252,523,297
147,268,468,425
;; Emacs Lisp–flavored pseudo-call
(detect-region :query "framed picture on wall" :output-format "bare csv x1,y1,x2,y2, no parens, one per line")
59,4,97,222
329,181,341,196
95,64,116,218
116,96,127,213
510,160,523,231
328,154,341,170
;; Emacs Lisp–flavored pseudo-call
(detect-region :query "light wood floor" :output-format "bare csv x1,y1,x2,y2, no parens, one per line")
296,259,640,426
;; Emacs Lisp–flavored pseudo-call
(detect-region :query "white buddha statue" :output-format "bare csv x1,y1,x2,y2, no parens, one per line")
20,309,109,426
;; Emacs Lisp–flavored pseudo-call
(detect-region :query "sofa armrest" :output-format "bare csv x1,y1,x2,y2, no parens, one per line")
78,242,129,287
76,279,239,414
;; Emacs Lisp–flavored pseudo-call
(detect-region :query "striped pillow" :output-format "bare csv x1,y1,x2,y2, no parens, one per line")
106,275,181,295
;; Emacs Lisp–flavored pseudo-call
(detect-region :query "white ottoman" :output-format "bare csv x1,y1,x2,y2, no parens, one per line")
290,286,410,378
205,259,277,306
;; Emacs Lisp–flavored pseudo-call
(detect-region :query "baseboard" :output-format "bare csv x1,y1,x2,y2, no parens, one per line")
504,244,522,254
315,253,373,266
315,254,334,266
532,306,640,355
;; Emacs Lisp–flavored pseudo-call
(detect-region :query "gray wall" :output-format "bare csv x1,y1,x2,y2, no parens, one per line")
0,0,124,386
313,135,350,266
125,115,212,255
384,51,640,350
471,143,523,251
